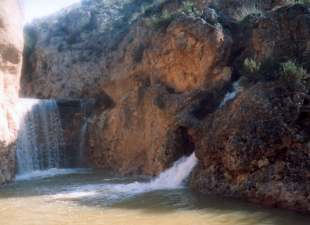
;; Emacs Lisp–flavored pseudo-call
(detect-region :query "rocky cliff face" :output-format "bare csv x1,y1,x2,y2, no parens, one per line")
0,0,24,184
22,0,233,175
57,99,95,167
21,0,310,212
190,81,310,212
189,3,310,213
88,13,232,175
21,0,214,98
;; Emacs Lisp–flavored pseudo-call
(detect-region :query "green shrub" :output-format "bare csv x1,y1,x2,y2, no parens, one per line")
239,58,262,86
181,1,202,17
234,4,264,21
244,58,261,74
280,60,309,90
239,57,310,90
240,58,309,89
146,10,175,29
144,0,205,29
239,58,281,86
228,0,266,22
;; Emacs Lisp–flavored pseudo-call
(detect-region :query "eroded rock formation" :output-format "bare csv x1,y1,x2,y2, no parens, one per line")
88,13,232,175
190,82,310,212
0,0,24,184
20,0,310,213
21,0,229,98
237,4,310,67
22,0,233,175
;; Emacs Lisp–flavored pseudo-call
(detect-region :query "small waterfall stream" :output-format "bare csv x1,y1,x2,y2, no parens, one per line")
77,99,94,167
15,98,197,198
106,152,198,195
78,122,88,166
132,152,198,191
16,99,65,176
220,81,242,107
53,153,198,200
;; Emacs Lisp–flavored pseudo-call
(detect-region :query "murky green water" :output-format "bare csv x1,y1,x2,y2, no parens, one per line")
0,170,309,225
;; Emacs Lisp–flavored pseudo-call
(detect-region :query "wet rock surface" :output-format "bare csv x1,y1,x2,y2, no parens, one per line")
57,99,95,167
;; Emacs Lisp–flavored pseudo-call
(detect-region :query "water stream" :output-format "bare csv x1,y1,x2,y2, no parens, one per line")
16,99,65,174
0,169,309,225
220,81,242,107
2,98,308,225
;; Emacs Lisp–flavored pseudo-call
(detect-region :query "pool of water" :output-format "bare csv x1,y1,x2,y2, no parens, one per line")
0,170,309,225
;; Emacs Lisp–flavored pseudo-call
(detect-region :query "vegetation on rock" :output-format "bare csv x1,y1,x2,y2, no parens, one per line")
280,60,309,90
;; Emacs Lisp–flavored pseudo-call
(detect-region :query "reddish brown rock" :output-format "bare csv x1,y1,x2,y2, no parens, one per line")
57,99,96,167
85,11,232,175
190,82,310,213
21,0,232,98
106,15,232,94
21,0,233,175
88,76,228,175
237,4,310,67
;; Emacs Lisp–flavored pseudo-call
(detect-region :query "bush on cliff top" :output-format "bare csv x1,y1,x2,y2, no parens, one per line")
240,58,309,91
280,60,309,90
145,1,202,29
181,1,203,17
233,4,264,21
145,10,176,29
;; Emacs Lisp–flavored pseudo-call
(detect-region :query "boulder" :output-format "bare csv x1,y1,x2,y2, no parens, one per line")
190,82,310,213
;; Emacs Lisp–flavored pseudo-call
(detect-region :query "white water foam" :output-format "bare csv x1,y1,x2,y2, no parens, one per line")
52,153,198,201
113,152,198,193
15,168,89,181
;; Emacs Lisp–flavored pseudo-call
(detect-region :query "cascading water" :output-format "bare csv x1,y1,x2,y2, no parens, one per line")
16,99,65,176
77,99,94,167
78,122,88,166
128,152,198,191
15,98,197,200
220,81,242,107
53,153,198,200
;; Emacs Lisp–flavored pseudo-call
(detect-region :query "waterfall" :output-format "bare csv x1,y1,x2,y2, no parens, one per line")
220,81,242,107
78,122,88,166
55,153,198,200
144,152,198,190
77,99,94,167
16,99,65,175
112,153,198,193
